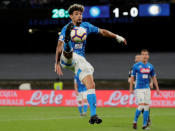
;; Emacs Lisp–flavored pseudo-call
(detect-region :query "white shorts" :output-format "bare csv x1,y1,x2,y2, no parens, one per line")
76,91,88,101
135,88,151,104
60,52,94,82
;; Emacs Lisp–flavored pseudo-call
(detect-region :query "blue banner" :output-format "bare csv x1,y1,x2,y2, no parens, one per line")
83,5,110,18
139,4,170,17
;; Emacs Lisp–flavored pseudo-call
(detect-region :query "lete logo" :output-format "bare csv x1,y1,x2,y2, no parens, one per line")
26,91,63,105
104,91,136,106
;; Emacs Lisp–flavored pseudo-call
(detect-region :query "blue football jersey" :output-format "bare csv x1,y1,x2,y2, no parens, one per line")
131,62,156,89
74,75,87,92
58,22,99,57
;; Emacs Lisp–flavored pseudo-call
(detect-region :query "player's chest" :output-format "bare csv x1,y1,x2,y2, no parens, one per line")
72,42,86,50
137,65,151,79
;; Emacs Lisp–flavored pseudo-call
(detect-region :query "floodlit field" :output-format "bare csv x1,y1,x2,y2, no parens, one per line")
0,107,175,131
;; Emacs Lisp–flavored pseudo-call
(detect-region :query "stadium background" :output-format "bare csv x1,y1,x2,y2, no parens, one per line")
0,0,174,89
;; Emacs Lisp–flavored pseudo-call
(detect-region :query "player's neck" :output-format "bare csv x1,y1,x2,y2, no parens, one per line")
142,61,147,64
72,21,80,26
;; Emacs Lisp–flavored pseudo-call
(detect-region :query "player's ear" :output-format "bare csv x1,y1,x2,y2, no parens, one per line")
70,14,73,19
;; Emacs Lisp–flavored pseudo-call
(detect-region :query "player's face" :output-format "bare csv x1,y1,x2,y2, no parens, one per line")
141,51,149,63
135,55,142,63
70,11,83,26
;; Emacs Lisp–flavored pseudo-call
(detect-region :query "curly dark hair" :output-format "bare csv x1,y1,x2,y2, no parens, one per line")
68,4,84,15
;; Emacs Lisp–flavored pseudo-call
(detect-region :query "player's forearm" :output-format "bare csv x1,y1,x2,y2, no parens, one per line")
99,29,116,38
150,79,154,89
55,41,63,64
130,83,133,90
74,83,78,90
55,48,61,65
99,29,125,44
129,77,134,90
74,83,78,96
128,77,131,83
152,76,159,90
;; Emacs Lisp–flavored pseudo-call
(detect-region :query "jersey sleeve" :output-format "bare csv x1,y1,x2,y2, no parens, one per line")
87,22,99,34
150,65,156,77
58,26,67,42
131,65,137,77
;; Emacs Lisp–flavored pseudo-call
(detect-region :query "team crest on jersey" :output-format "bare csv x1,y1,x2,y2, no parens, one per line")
139,65,142,68
79,27,87,32
140,68,150,73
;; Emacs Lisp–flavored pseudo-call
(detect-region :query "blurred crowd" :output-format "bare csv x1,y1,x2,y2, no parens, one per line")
0,0,172,9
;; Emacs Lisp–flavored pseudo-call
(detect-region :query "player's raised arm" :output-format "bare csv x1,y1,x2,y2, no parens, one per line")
152,76,160,95
55,40,64,76
99,28,127,45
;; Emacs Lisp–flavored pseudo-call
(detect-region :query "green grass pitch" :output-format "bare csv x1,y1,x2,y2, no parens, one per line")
0,107,175,131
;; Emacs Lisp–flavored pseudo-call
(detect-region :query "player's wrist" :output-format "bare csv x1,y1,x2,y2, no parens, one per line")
115,34,125,43
129,87,133,91
55,61,60,65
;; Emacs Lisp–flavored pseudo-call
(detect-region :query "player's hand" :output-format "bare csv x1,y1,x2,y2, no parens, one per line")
55,63,63,76
156,89,160,95
129,89,134,94
123,39,127,45
116,35,127,45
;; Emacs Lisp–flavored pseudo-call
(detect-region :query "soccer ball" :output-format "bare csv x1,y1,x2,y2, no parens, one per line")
70,27,87,43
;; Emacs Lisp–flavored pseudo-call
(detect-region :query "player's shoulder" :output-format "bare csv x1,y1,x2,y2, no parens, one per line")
81,22,93,28
147,62,154,68
61,22,72,30
81,21,90,25
62,24,69,29
133,62,142,67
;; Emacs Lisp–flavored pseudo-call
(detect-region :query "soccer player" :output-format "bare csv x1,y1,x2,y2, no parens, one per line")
129,49,160,129
128,54,154,88
128,54,153,127
55,4,127,124
74,75,88,116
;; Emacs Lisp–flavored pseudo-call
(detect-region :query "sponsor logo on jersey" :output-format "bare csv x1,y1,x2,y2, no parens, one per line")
140,68,150,73
74,43,83,49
